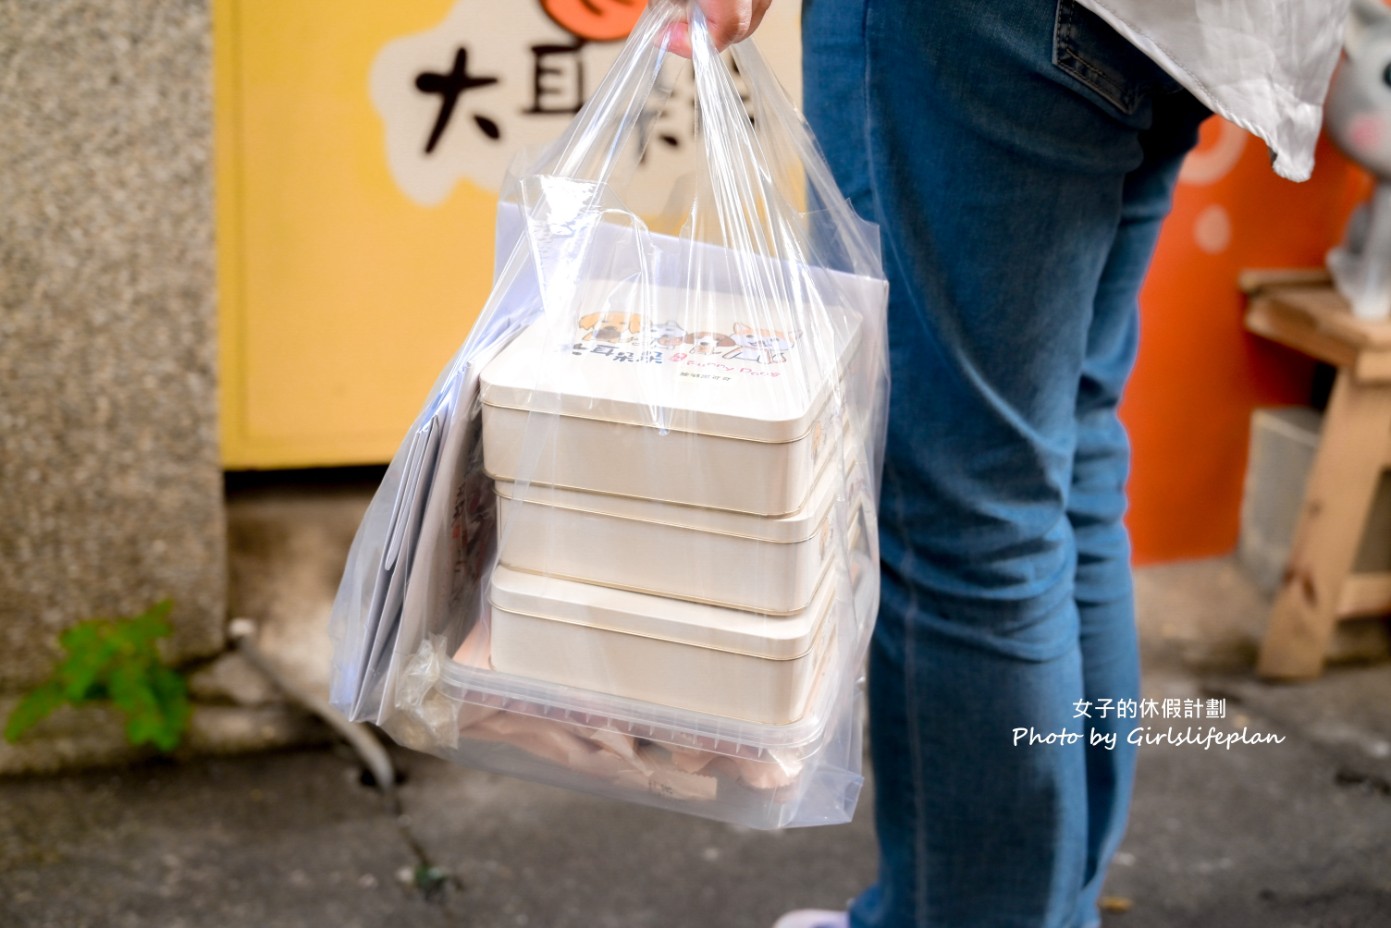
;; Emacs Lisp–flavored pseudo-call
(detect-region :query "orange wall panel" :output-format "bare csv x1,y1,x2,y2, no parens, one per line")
1124,122,1370,563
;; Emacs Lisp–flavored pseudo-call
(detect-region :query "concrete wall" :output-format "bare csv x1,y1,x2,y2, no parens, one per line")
0,1,225,692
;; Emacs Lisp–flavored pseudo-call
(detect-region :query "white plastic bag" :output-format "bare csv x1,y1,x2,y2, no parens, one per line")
329,0,889,829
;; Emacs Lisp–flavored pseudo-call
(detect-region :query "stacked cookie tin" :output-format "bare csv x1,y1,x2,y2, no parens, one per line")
477,281,867,726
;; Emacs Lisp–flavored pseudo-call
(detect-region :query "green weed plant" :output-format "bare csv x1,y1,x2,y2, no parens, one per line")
4,600,190,752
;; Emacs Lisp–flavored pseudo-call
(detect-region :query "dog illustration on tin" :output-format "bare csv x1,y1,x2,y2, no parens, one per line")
724,323,801,364
684,330,737,355
647,320,687,349
578,310,644,344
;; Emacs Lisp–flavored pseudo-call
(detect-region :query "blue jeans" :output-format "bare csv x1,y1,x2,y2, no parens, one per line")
802,1,1210,925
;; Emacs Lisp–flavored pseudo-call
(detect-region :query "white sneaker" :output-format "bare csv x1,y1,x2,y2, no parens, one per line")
772,911,848,928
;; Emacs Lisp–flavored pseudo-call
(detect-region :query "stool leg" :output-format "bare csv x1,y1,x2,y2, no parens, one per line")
1258,373,1391,679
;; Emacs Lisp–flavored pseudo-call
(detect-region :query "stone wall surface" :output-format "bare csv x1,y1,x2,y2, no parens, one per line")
0,0,225,691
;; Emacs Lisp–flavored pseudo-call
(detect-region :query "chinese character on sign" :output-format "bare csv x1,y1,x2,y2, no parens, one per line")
633,57,758,166
1205,698,1226,719
636,74,686,163
371,0,795,209
415,47,502,152
1072,699,1092,719
526,40,586,114
730,57,757,128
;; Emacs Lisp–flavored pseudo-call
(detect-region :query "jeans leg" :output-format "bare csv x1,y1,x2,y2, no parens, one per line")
802,0,1206,925
1070,91,1209,928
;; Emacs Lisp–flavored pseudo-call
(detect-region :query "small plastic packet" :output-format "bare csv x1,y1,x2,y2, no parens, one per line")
329,0,889,829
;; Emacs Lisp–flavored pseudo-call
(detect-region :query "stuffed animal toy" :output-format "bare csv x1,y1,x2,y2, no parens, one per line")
1327,0,1391,318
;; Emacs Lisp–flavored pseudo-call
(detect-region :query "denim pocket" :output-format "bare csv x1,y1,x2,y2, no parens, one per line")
1052,0,1168,117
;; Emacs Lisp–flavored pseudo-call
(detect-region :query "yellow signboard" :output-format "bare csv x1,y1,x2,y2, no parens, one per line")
215,0,802,467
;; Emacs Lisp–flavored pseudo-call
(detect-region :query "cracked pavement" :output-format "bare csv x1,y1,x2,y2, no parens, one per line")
1,558,1389,928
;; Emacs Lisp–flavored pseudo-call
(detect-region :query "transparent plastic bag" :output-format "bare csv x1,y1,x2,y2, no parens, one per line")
329,0,889,829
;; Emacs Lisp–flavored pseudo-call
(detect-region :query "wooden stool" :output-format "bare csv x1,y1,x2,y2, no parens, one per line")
1242,269,1391,679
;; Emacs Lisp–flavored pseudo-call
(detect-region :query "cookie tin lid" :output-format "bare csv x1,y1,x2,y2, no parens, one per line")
479,280,863,444
488,564,837,660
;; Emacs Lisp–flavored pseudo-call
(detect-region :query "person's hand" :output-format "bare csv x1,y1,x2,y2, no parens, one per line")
663,0,772,57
